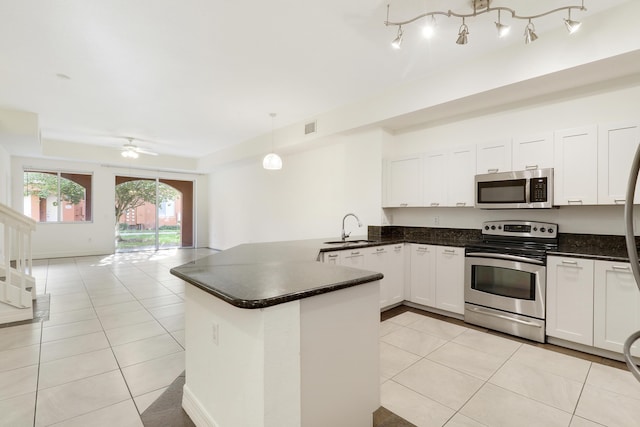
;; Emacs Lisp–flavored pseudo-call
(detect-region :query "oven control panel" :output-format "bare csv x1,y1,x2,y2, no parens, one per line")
481,220,558,239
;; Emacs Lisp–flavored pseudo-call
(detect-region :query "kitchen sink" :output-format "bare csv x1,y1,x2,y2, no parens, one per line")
323,239,375,245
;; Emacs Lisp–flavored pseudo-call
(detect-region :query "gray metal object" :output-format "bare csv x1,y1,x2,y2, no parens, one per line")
623,142,640,382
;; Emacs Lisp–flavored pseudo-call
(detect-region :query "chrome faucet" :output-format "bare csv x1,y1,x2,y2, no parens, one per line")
341,213,363,241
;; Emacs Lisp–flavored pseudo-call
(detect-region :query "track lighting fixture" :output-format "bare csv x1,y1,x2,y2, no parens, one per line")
524,21,538,44
564,10,582,34
391,26,403,49
495,11,510,38
385,0,586,47
456,19,469,45
422,15,436,39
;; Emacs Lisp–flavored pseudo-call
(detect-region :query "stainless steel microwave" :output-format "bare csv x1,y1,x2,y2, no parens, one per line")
475,168,554,209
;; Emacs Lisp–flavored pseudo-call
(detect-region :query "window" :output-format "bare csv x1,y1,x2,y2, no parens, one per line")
23,170,93,222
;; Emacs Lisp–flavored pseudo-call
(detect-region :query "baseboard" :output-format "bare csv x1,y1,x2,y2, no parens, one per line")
182,384,219,427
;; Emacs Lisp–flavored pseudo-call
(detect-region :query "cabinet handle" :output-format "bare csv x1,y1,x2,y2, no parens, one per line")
328,254,338,258
443,249,456,254
614,199,626,204
351,251,360,255
487,168,499,173
376,248,385,252
394,245,402,250
525,164,538,170
430,202,440,207
456,202,466,207
567,199,583,204
612,265,630,271
400,203,408,207
561,260,578,265
417,246,429,252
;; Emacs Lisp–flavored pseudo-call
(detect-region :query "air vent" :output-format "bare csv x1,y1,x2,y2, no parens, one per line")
304,121,317,135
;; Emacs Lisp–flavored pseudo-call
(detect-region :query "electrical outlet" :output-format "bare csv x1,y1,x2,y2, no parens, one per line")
434,216,440,226
212,323,219,345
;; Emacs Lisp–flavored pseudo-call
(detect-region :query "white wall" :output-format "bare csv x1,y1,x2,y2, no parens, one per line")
385,80,640,235
0,144,10,205
208,129,384,249
11,156,208,259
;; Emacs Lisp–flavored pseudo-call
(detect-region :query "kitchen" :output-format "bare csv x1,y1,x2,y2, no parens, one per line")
2,1,640,426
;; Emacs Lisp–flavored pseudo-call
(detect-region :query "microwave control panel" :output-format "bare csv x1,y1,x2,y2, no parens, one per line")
530,177,548,202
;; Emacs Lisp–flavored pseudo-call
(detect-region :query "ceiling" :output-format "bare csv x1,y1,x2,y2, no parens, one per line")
0,0,632,159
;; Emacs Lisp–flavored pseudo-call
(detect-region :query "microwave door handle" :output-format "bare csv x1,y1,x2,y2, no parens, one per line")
465,252,545,265
525,178,531,204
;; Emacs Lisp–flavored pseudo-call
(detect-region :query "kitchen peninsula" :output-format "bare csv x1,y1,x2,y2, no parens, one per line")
170,239,384,427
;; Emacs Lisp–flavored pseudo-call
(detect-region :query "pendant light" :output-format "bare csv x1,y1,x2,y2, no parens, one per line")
263,113,283,170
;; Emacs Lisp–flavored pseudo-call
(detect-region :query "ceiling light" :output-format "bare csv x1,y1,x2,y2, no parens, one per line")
495,11,510,38
456,20,469,45
121,149,139,159
564,10,582,34
384,0,586,48
391,26,403,49
422,16,436,39
263,113,282,171
524,21,538,44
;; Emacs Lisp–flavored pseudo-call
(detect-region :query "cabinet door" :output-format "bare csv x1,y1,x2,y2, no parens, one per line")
546,257,594,345
366,245,405,309
387,244,405,306
447,146,476,208
553,126,598,206
512,133,554,171
598,122,640,205
409,244,436,307
384,156,422,207
322,252,341,265
594,261,640,357
476,140,512,174
435,246,464,314
423,151,448,207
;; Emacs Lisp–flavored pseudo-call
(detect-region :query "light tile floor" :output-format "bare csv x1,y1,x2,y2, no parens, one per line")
2,249,640,426
381,311,640,427
0,248,216,427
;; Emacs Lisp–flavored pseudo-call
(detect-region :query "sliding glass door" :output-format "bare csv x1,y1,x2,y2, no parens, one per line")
115,176,193,252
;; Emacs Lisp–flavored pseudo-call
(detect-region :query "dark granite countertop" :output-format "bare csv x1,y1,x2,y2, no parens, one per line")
170,240,383,309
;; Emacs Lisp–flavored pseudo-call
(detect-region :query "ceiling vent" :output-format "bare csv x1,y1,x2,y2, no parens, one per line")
304,121,317,135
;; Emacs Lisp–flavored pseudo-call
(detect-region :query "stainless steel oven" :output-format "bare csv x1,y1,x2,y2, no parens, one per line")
464,220,558,343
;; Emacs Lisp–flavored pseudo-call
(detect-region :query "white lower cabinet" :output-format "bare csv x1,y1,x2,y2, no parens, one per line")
409,245,436,307
365,244,405,309
409,244,464,315
546,256,594,346
594,260,640,357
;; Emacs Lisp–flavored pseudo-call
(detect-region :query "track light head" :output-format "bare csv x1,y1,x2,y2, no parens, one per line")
422,15,436,39
495,21,510,38
391,26,403,49
456,22,469,45
524,21,538,44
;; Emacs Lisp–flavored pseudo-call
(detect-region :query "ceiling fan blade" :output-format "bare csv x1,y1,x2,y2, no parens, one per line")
134,147,159,156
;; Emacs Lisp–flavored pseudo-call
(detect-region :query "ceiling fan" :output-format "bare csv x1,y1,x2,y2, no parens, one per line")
120,138,158,158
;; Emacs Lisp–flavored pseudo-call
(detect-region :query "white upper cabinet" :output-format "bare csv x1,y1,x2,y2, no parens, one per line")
553,126,598,206
598,122,640,205
512,133,554,171
447,145,477,207
383,155,422,207
476,140,512,174
423,150,448,207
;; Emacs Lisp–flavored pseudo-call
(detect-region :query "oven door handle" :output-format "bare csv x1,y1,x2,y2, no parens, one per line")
468,307,543,328
465,252,545,265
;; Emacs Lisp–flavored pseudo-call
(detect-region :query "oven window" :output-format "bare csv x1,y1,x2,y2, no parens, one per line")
477,179,526,203
471,265,535,300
